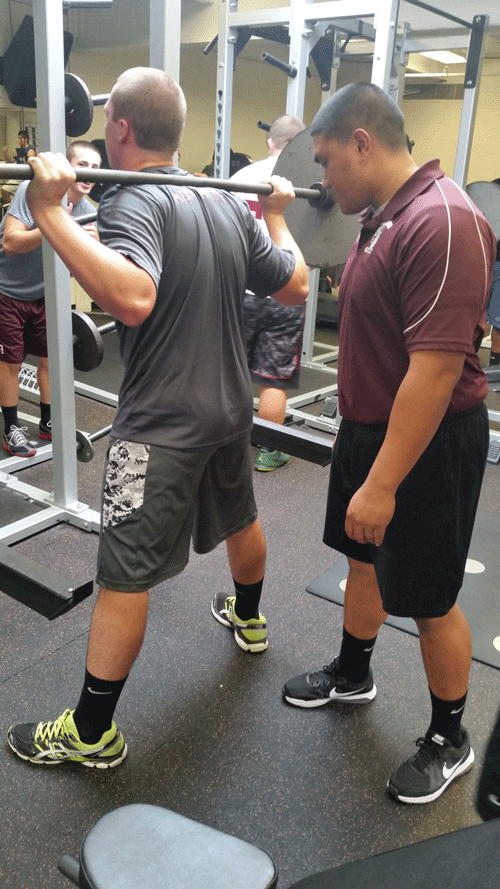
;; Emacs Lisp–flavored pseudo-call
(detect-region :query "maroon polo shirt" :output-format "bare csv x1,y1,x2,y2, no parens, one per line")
337,159,496,423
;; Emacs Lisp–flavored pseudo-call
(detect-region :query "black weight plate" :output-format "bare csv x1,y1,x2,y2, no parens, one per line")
65,72,94,137
274,127,361,268
72,310,104,372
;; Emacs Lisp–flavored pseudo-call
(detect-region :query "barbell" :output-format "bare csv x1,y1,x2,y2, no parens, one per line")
76,423,112,462
1,126,361,268
72,309,115,371
65,73,108,137
74,417,333,466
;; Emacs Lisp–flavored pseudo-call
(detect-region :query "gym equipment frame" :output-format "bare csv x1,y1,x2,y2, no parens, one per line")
0,0,492,616
212,0,488,434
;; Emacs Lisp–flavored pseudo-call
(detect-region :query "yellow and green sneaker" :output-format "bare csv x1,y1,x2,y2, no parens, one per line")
7,708,127,768
254,448,292,472
211,593,268,653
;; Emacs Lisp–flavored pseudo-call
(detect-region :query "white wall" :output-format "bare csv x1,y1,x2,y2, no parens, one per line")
2,47,499,186
402,59,500,183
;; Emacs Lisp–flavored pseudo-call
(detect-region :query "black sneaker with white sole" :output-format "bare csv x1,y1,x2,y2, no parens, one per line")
387,728,474,804
282,656,376,708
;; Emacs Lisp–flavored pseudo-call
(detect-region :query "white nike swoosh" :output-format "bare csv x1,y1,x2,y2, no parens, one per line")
330,688,361,698
488,793,500,808
363,646,375,652
88,688,113,695
450,706,465,714
443,755,468,779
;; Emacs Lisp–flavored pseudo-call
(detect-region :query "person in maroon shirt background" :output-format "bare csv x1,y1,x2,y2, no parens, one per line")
283,82,496,806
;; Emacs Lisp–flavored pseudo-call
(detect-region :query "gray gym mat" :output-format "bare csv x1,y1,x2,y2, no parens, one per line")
306,508,500,670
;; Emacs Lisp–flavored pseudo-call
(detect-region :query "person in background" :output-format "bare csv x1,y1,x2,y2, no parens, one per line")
485,242,500,365
0,140,101,456
1,130,36,206
228,114,306,472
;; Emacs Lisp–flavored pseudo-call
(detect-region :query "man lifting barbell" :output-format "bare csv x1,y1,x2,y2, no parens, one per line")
6,67,308,768
0,140,101,457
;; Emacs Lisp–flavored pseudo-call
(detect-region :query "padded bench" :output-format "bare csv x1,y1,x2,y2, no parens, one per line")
58,804,500,889
58,804,278,889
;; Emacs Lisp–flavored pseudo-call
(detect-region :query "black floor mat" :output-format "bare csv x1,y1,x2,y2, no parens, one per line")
307,509,500,670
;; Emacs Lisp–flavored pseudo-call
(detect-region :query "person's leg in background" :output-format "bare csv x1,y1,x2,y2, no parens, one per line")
244,295,304,472
36,356,51,439
487,258,500,365
0,294,37,455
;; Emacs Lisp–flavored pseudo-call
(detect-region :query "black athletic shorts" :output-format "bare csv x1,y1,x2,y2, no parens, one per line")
323,403,489,618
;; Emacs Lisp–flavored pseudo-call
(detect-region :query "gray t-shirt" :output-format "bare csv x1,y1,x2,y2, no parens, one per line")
97,170,296,449
0,181,95,301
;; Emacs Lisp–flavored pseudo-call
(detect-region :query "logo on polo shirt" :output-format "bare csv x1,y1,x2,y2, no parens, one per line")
365,220,393,254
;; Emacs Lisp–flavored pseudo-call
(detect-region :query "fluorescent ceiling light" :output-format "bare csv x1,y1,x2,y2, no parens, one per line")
421,50,465,64
405,71,463,78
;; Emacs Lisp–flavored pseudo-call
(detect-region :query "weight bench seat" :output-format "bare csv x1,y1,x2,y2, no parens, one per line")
58,803,277,889
286,819,500,889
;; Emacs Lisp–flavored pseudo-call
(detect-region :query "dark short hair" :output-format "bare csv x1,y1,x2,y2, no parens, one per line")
268,115,305,150
311,82,407,152
18,129,29,139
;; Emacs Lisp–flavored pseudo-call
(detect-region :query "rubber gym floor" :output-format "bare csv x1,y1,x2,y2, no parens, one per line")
1,323,500,889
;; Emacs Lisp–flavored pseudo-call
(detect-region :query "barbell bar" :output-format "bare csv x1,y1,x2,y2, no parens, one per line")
1,123,361,267
73,418,332,466
0,161,331,205
76,424,112,462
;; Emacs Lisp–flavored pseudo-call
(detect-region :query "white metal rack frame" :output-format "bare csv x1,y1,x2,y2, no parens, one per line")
1,1,491,548
213,0,488,434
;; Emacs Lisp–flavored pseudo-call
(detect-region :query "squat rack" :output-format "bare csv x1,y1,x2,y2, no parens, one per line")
0,0,491,614
213,0,488,433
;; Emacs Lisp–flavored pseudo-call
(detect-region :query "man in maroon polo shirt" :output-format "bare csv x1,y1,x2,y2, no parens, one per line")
283,82,496,805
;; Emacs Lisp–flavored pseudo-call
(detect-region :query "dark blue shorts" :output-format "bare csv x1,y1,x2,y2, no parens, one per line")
323,403,489,618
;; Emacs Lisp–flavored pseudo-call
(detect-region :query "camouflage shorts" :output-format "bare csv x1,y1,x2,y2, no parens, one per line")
243,292,305,385
96,436,257,592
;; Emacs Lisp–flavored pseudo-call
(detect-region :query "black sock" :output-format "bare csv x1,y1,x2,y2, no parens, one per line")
73,669,128,744
489,352,500,366
233,578,263,621
2,405,19,433
40,402,51,426
338,627,377,683
428,688,467,747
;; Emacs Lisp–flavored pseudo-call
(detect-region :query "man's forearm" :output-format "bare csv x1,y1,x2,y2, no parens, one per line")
263,211,309,305
3,228,42,255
